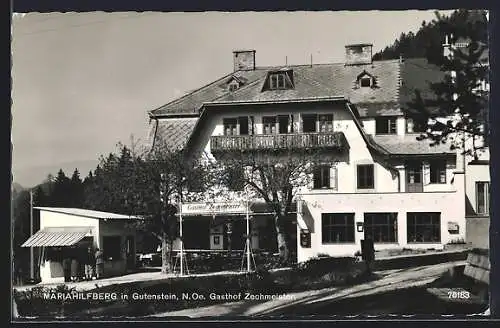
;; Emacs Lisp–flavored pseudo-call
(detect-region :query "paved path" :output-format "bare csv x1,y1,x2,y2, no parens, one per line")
150,260,466,318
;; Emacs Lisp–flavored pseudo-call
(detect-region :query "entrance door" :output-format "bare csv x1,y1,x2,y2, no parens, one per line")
406,161,423,192
125,236,135,269
231,220,246,251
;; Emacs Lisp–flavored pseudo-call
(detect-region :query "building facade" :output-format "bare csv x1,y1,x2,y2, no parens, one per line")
147,43,482,262
22,207,140,283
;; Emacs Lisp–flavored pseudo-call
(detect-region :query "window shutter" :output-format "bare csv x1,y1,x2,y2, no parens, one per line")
330,165,338,190
248,116,254,135
308,170,315,190
423,162,430,185
289,114,293,133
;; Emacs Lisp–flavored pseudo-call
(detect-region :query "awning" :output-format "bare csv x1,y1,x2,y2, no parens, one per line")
21,226,92,247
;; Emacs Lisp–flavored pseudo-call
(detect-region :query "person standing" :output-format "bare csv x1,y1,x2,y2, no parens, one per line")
95,248,104,279
62,249,71,283
70,251,79,282
84,247,95,281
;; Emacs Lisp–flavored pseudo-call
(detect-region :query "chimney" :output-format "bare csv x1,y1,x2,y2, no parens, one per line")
345,43,373,65
233,50,256,71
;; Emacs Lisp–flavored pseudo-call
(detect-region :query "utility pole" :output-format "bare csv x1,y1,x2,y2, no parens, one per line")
30,189,34,281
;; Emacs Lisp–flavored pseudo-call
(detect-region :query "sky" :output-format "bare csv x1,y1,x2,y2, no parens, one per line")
11,10,455,188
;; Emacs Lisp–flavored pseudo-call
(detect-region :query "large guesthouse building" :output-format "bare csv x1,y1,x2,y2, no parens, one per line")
147,43,487,262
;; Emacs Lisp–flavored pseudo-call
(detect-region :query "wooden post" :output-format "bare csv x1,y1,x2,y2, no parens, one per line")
246,198,251,272
30,189,34,281
179,201,183,276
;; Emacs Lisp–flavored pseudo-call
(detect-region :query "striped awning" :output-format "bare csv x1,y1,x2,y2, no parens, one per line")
21,226,92,247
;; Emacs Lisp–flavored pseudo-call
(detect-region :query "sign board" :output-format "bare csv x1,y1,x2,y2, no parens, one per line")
447,221,460,233
181,202,247,215
300,230,311,248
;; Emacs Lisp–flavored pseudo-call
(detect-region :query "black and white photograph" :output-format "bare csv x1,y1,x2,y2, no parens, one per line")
11,9,491,320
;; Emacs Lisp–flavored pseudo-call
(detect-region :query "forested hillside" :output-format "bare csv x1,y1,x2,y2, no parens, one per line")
373,9,488,61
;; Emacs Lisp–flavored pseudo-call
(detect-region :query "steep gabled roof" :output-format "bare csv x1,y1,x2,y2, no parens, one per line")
149,59,409,117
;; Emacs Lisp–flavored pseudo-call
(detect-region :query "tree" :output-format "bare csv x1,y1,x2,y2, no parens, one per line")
405,10,489,159
51,169,72,206
70,168,84,207
141,137,215,274
80,138,213,274
213,147,338,265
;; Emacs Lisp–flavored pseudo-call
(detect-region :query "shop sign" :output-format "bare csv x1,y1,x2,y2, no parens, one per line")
181,202,247,215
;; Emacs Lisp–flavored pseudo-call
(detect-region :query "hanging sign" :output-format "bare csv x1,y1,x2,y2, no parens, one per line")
181,202,247,215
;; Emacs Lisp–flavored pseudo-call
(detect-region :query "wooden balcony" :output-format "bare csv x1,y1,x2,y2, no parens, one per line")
210,132,349,153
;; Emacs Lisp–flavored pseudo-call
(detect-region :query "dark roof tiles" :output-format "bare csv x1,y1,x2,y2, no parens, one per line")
152,117,198,150
372,135,454,155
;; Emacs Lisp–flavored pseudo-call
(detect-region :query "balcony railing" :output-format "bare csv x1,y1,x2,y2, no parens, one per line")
210,132,349,153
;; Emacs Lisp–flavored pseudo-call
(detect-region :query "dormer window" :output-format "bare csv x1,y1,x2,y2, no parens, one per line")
228,81,239,92
263,69,294,91
356,70,375,88
360,76,373,87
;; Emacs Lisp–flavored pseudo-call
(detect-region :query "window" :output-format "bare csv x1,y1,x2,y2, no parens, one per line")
360,77,372,87
406,118,426,133
476,182,490,215
223,117,252,136
102,236,122,261
278,115,293,134
266,71,294,90
357,164,374,189
313,165,331,189
375,117,397,134
262,116,277,134
322,213,355,243
407,162,422,184
302,114,317,133
407,212,441,243
429,160,446,184
238,116,249,135
223,118,238,136
270,73,286,89
229,81,239,92
318,114,334,133
364,213,398,243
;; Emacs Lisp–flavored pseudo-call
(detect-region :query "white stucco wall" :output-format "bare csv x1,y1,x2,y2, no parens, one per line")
297,172,466,262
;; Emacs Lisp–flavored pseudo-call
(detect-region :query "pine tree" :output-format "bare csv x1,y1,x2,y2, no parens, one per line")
52,169,72,206
405,10,489,158
70,168,84,207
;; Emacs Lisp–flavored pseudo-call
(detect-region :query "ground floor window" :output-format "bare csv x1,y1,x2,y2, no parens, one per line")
322,213,355,244
407,212,441,243
364,213,398,243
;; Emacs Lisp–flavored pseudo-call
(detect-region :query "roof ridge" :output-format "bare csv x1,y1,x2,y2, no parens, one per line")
253,58,402,70
149,71,236,116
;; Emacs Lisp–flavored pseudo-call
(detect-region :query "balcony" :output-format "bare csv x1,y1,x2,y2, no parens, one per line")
210,132,349,153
